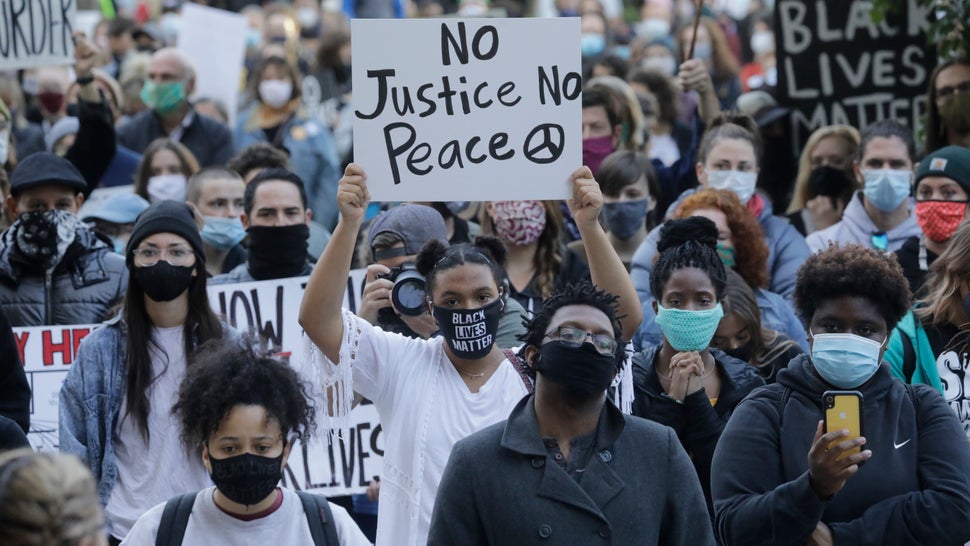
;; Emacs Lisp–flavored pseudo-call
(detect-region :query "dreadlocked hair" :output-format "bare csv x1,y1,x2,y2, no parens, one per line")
519,280,626,367
651,216,728,302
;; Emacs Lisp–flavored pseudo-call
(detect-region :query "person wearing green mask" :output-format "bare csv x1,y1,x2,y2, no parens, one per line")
631,216,764,518
117,48,233,168
924,58,970,155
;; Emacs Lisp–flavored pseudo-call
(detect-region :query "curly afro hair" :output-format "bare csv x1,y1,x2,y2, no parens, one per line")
174,337,317,448
793,243,911,331
518,280,626,368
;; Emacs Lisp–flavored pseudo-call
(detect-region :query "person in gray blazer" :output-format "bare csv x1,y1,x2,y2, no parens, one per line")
428,281,715,546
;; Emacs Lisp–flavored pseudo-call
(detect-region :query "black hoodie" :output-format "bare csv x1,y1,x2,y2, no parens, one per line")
711,354,970,546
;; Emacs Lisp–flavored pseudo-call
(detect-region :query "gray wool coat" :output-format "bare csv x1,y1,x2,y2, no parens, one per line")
427,396,716,546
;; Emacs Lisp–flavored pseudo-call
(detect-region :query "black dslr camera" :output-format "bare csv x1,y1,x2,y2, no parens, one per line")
377,263,426,317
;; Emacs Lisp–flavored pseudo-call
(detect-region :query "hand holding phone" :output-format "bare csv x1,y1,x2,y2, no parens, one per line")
823,391,864,460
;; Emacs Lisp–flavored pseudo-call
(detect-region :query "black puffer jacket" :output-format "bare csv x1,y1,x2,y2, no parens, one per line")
0,225,128,326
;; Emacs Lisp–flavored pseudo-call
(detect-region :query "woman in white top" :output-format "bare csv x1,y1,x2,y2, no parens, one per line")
60,201,231,543
299,164,642,546
123,339,369,545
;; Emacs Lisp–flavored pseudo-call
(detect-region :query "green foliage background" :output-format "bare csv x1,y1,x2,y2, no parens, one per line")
871,0,968,58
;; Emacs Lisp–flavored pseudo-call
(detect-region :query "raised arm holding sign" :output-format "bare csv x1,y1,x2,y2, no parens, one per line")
0,0,76,70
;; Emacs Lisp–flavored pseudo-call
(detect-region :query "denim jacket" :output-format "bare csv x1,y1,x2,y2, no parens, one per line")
58,316,235,506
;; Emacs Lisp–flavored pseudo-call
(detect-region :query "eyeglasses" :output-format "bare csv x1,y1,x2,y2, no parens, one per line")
131,245,195,266
937,80,970,99
871,232,888,251
544,326,618,356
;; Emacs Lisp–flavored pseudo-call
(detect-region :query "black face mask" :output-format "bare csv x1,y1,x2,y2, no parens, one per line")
246,224,310,280
432,297,504,360
208,451,284,507
723,341,753,363
133,261,195,302
537,341,617,399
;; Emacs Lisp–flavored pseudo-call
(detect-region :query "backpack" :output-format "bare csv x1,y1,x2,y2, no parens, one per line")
155,490,340,546
502,348,535,393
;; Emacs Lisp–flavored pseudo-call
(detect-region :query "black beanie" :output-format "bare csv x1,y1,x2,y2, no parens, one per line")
125,201,205,267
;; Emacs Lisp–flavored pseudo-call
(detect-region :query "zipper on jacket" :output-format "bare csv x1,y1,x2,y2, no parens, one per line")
45,270,53,324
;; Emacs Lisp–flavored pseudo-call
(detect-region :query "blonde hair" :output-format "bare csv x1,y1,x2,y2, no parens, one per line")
0,449,105,546
916,220,970,327
786,125,860,213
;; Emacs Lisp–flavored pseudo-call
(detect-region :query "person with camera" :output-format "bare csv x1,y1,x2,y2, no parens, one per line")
360,203,528,347
299,164,642,546
210,168,314,285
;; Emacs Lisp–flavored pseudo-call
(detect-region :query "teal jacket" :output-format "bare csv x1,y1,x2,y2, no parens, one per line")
884,310,944,394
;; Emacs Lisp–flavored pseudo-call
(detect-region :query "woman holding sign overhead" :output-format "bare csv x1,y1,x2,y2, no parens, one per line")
59,201,234,544
299,163,641,546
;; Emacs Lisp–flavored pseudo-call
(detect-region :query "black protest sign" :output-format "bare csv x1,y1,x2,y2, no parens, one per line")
775,0,937,156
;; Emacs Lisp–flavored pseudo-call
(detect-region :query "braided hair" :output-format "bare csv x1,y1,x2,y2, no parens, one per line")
650,216,727,302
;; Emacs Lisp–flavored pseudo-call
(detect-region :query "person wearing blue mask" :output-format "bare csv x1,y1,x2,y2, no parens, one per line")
711,243,970,546
186,168,248,277
82,192,150,255
806,120,922,254
630,216,764,517
209,168,315,285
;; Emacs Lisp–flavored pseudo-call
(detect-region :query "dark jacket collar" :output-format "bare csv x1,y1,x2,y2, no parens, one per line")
500,395,626,457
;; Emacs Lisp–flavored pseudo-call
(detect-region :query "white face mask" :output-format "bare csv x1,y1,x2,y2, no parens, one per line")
146,174,187,203
635,18,671,41
641,55,677,77
0,129,9,165
259,79,294,109
706,169,758,204
750,30,774,56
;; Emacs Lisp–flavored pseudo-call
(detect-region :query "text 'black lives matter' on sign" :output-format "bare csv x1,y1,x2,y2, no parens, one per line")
775,0,936,156
0,0,76,70
351,18,581,202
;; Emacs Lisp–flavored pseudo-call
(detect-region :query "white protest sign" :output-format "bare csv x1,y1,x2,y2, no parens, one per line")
20,270,379,496
177,3,246,128
352,17,581,201
0,0,77,70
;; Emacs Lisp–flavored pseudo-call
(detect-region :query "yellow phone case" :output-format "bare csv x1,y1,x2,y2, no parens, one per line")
823,391,863,461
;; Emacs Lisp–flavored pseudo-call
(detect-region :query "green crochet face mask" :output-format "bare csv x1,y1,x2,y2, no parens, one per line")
655,302,724,352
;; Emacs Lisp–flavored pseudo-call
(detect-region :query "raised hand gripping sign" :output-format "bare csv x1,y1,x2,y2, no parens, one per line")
352,17,581,202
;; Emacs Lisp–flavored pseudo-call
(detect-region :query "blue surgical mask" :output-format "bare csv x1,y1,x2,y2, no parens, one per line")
655,302,724,352
863,169,911,212
201,216,246,251
602,198,649,240
810,331,884,389
706,170,758,204
581,33,606,58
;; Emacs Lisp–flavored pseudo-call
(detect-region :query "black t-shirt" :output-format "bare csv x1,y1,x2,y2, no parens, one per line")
894,236,938,299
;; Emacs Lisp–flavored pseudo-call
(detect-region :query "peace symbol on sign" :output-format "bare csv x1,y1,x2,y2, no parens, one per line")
523,123,565,164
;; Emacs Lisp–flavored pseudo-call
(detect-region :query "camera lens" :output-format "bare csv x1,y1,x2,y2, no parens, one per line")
392,270,427,316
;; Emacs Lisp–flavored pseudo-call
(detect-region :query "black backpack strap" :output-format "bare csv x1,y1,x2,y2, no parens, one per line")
297,491,340,546
155,492,196,546
502,348,535,394
901,331,917,383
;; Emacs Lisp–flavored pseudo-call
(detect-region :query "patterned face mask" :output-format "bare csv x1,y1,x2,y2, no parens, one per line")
13,209,78,269
490,201,546,246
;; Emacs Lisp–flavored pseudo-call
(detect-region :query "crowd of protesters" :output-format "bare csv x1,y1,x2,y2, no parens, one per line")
0,0,969,544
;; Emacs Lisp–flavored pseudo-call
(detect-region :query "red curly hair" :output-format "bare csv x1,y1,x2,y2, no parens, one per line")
674,189,769,289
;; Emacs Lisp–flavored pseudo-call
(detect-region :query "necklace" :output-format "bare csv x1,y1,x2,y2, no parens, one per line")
458,368,487,379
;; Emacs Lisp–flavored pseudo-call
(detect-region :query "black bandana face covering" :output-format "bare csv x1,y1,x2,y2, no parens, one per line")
246,224,310,280
13,209,78,269
432,297,504,359
208,451,284,506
